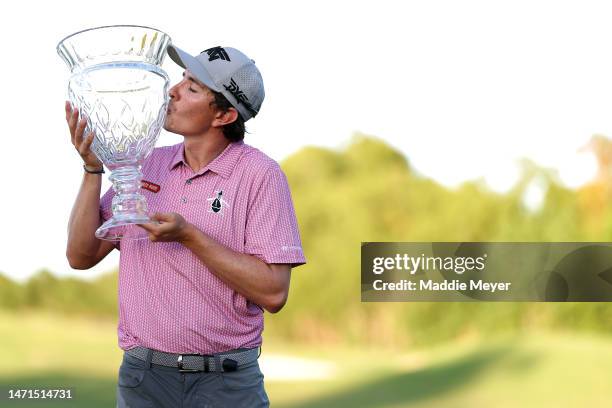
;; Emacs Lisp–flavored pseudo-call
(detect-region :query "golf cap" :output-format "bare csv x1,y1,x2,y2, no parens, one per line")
167,45,265,121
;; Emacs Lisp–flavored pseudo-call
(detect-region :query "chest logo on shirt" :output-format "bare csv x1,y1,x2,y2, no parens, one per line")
141,180,160,193
207,190,230,214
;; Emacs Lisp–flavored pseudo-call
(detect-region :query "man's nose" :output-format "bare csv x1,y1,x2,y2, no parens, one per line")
169,84,177,100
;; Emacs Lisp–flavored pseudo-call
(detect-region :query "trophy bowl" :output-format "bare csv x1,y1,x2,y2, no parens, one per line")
57,25,171,241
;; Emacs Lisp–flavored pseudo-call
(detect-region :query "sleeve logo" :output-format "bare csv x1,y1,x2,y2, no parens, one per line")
141,180,160,193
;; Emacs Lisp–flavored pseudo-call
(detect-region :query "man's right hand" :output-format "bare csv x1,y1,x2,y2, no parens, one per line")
65,101,103,170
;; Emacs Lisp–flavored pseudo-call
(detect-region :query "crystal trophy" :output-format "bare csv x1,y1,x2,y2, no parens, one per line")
57,25,171,241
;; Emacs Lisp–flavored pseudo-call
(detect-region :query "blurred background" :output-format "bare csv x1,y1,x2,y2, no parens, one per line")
3,0,612,407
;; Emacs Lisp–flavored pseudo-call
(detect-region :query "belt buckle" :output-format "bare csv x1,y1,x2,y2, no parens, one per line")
177,354,205,373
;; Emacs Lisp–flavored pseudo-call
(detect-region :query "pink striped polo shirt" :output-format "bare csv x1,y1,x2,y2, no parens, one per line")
99,140,306,354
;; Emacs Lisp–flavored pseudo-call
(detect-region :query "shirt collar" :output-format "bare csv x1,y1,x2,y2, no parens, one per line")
169,140,245,179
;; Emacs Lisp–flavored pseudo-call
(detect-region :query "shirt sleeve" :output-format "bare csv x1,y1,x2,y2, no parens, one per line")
100,186,120,250
244,163,306,268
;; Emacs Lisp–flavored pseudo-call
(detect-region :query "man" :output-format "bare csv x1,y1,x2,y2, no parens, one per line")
65,45,306,407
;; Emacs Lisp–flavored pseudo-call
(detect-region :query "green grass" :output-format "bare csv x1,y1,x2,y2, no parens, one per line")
1,311,612,407
268,333,612,408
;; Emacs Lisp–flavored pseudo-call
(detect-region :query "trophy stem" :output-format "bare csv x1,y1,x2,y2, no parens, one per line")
95,165,151,241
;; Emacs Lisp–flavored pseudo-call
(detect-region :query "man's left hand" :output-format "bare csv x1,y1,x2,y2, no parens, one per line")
137,212,193,243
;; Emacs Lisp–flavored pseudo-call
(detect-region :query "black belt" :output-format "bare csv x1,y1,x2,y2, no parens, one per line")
125,346,260,373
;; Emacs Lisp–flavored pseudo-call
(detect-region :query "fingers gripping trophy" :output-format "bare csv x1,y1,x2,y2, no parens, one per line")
57,25,171,240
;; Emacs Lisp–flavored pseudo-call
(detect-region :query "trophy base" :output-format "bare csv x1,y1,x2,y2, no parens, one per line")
95,215,155,241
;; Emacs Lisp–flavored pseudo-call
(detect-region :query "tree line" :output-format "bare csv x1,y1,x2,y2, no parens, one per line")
3,134,612,346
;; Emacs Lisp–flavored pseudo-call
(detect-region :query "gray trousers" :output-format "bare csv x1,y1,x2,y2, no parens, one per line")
116,349,270,408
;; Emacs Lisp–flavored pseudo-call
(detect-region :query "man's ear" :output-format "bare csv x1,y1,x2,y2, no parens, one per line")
212,108,238,128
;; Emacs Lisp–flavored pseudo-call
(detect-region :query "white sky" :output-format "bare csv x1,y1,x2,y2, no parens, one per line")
0,0,610,282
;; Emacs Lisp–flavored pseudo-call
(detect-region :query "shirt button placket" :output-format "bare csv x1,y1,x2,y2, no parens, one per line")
182,178,191,204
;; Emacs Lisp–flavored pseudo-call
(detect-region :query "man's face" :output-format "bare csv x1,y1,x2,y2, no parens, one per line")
164,70,217,136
